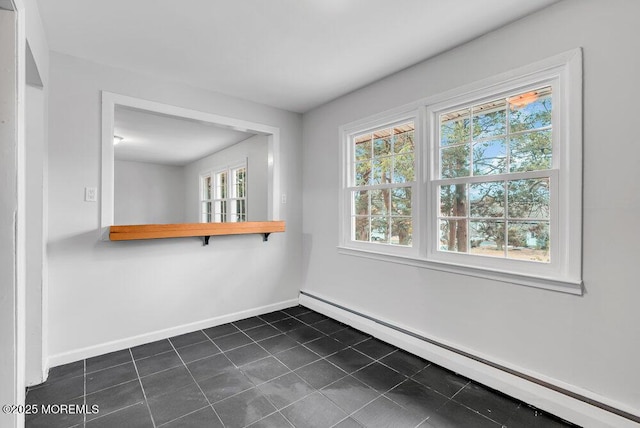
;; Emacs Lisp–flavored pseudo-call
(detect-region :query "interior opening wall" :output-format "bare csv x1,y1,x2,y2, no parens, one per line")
47,52,303,362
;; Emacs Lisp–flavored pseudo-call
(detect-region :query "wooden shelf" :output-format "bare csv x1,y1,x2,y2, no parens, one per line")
110,221,285,244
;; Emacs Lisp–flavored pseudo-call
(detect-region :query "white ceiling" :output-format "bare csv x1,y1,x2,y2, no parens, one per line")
114,106,255,166
37,0,559,113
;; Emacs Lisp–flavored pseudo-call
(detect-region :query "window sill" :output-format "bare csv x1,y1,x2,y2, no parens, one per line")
337,246,583,295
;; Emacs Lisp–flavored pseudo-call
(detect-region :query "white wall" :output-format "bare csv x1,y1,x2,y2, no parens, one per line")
302,0,640,419
22,0,48,87
25,84,46,386
47,52,302,361
23,0,50,390
114,160,186,224
184,134,269,222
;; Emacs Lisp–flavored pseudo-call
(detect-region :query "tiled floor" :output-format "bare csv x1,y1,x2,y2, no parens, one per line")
26,306,576,428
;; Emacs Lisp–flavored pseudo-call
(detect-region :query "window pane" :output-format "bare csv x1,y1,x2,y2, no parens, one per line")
216,172,227,199
355,138,372,161
473,139,506,176
355,161,371,186
473,100,506,139
441,145,470,178
391,187,411,216
509,130,552,172
354,216,370,242
236,200,246,222
470,181,505,218
234,168,246,198
508,178,550,219
393,127,414,154
373,129,392,156
201,202,211,222
393,153,414,183
353,190,369,216
370,189,389,215
439,219,467,252
507,221,550,262
203,176,212,200
470,220,505,257
391,217,412,246
508,87,552,133
440,108,470,146
439,184,467,217
372,158,391,184
371,217,389,243
214,200,227,223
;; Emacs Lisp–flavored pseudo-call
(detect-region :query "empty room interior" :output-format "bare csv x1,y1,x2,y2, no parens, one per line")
2,0,640,427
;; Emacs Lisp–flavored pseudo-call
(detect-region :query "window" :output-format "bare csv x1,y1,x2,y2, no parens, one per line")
351,121,415,246
340,50,582,293
201,162,247,223
340,116,419,257
435,86,553,263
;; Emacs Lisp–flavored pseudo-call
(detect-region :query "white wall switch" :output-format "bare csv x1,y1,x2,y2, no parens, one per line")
85,187,97,202
281,193,287,204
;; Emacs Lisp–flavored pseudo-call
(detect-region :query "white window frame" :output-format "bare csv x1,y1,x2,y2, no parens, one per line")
338,49,582,294
339,109,421,259
200,159,248,223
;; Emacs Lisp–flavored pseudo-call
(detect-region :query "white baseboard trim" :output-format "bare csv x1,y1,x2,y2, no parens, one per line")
46,298,299,371
299,291,640,428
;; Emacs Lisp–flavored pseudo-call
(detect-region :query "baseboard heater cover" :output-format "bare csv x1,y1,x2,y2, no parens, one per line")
299,291,639,426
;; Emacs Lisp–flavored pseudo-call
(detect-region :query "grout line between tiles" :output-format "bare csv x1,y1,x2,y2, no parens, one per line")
155,404,210,428
168,338,210,351
414,415,431,428
84,377,142,398
166,339,226,427
449,380,471,400
84,402,144,426
128,348,158,428
85,359,134,376
83,359,86,428
231,311,335,427
239,308,405,425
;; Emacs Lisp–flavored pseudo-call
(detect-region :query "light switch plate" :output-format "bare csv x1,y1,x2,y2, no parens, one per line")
85,187,97,202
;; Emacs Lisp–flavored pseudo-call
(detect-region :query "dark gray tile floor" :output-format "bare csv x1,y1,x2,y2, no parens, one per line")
26,306,577,428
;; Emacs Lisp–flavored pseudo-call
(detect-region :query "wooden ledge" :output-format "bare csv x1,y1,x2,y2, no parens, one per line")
109,221,285,242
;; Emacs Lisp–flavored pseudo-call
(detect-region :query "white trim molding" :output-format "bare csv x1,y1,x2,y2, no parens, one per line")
0,3,27,428
100,92,282,239
338,49,583,295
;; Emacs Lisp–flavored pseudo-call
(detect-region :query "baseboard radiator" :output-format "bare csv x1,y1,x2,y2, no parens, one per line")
299,291,639,428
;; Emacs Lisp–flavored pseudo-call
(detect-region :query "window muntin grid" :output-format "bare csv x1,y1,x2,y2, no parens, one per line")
436,86,552,263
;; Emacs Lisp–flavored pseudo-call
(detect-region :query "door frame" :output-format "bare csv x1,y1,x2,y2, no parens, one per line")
0,1,26,427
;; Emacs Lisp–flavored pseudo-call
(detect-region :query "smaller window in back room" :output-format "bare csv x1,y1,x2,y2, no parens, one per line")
201,161,247,223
